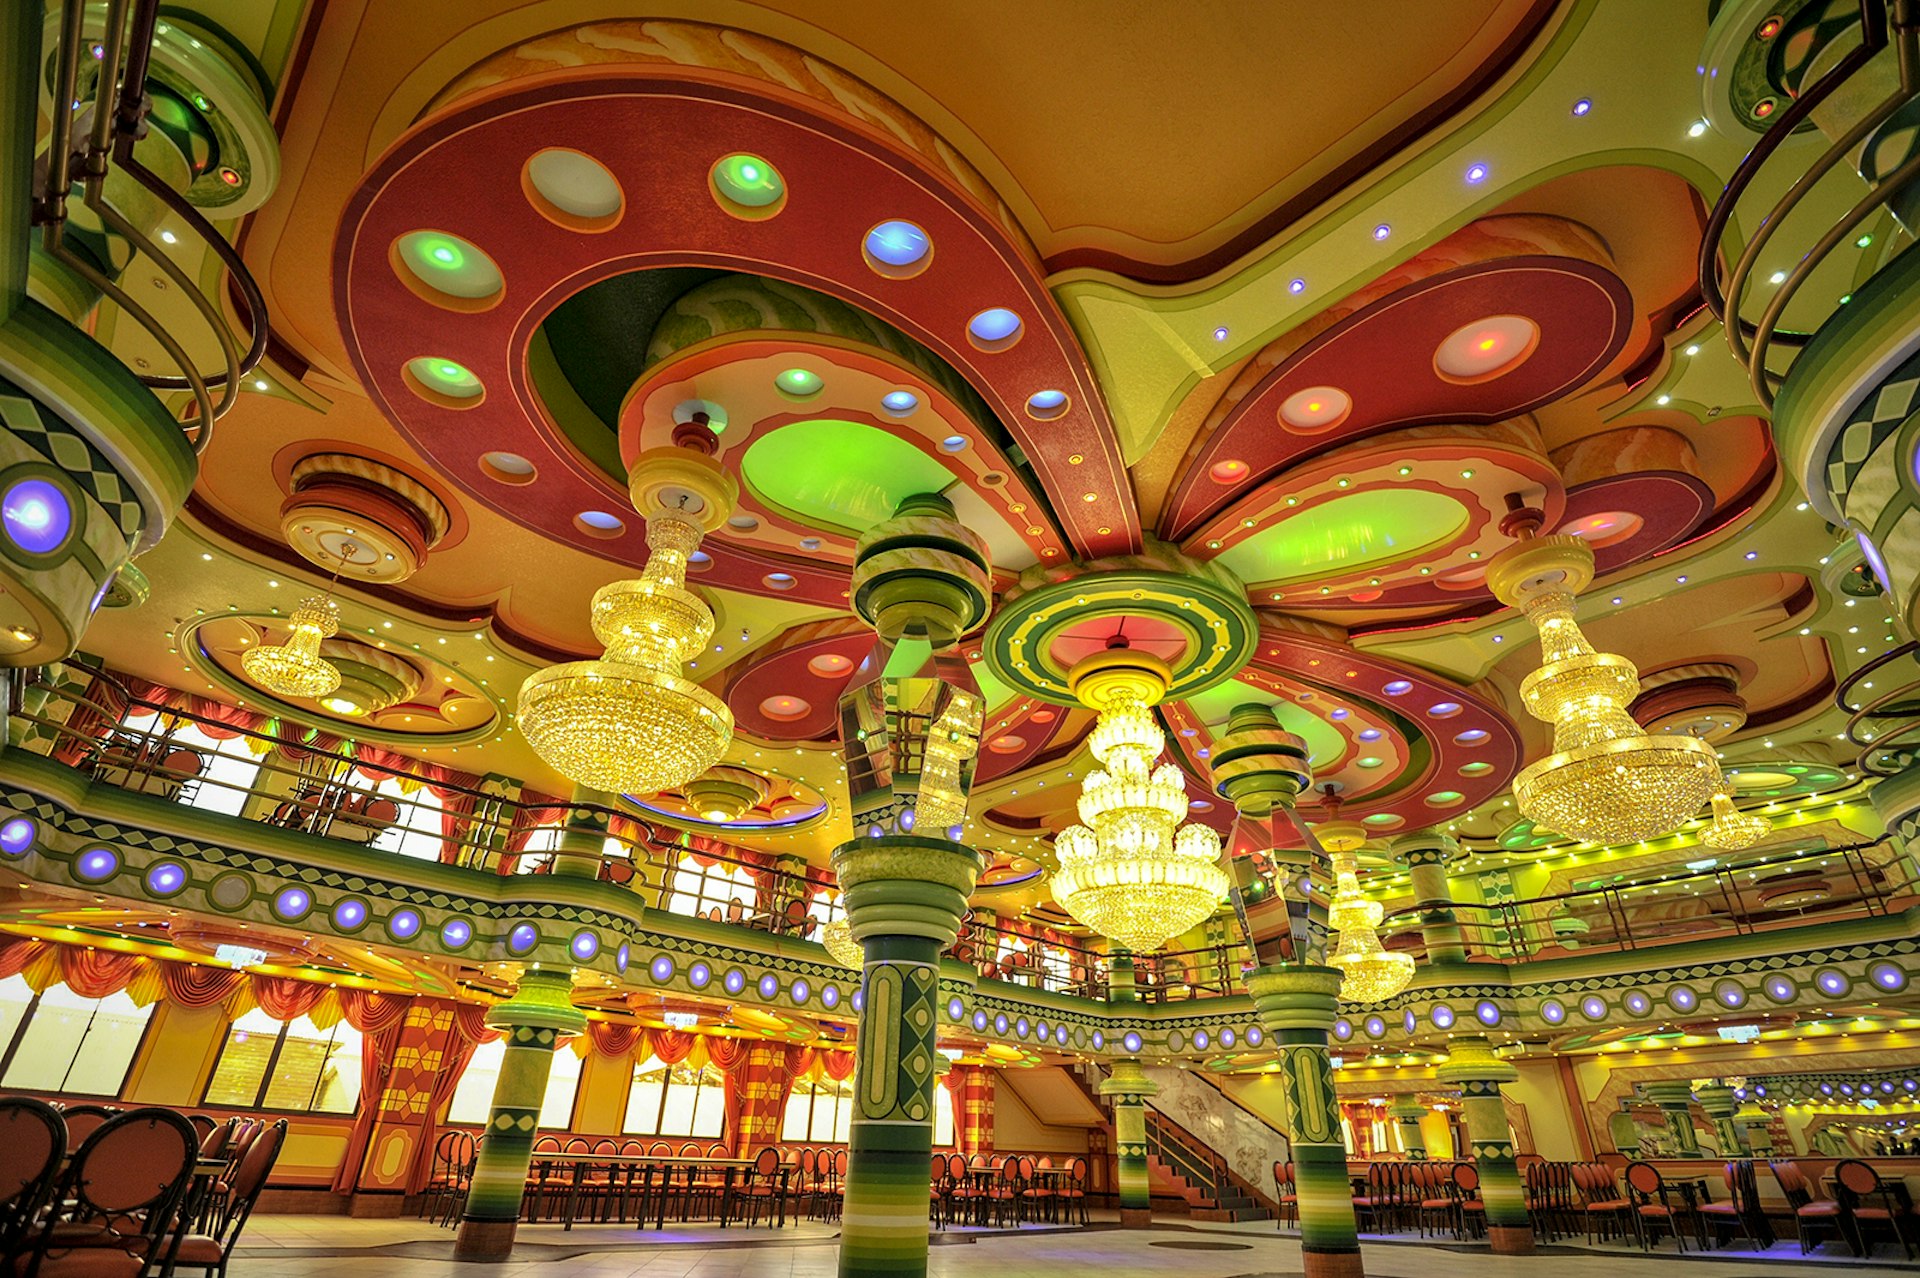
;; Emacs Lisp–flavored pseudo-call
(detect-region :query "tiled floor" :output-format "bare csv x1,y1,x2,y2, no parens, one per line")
220,1215,1916,1276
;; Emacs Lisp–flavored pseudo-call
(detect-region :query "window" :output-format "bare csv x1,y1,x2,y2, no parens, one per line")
665,856,756,920
202,1008,363,1113
365,776,445,861
512,826,625,876
156,721,261,817
0,976,155,1096
448,1039,581,1128
622,1055,726,1136
781,1075,854,1143
934,1084,955,1148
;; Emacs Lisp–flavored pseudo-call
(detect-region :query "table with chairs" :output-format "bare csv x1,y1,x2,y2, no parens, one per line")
1,1096,287,1278
931,1153,1091,1229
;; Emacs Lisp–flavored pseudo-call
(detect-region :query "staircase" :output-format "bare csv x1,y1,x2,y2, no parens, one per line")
1066,1062,1274,1223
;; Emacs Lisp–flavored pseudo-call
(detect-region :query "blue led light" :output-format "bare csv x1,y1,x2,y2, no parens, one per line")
75,846,118,882
570,930,599,961
1475,1000,1501,1026
273,887,312,921
333,899,369,930
651,955,675,983
389,908,422,941
145,862,187,894
881,390,919,414
822,984,840,1009
0,816,35,857
1027,389,1068,412
968,308,1022,345
615,943,630,974
864,220,930,268
790,979,810,1004
724,968,747,994
3,479,71,555
1122,1032,1143,1054
1431,1005,1456,1029
688,961,712,988
441,919,473,948
506,922,537,954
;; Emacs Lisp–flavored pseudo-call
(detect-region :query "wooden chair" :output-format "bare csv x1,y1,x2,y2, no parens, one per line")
738,1147,785,1227
20,1108,199,1278
1061,1155,1091,1226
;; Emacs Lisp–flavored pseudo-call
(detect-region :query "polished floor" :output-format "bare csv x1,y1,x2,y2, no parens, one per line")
220,1215,1913,1276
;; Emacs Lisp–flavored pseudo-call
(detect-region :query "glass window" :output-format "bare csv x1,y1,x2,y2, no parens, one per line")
366,777,445,862
166,722,261,817
665,856,756,921
449,1040,581,1129
934,1084,955,1148
202,1009,363,1114
0,979,155,1096
779,1074,854,1143
622,1055,725,1136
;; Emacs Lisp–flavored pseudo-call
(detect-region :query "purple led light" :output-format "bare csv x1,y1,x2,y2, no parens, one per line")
1625,992,1650,1015
1870,962,1907,991
1288,278,1306,294
0,816,35,856
75,846,118,881
822,984,841,1009
570,931,599,961
1193,1030,1209,1050
440,919,472,947
1357,728,1383,741
851,989,864,1012
790,979,810,1003
1219,1028,1235,1047
1429,701,1462,717
1475,1000,1501,1026
505,921,537,953
947,997,965,1020
3,479,72,555
1668,986,1697,1011
994,1013,1010,1034
1364,1016,1386,1038
1765,975,1794,1001
973,1011,989,1031
650,955,675,983
1403,1010,1417,1034
333,899,368,930
1432,1004,1456,1029
1465,163,1488,184
1815,970,1849,996
145,862,186,894
1092,1030,1106,1049
1333,1018,1352,1040
1384,680,1413,696
272,887,311,920
757,973,780,1000
1580,995,1607,1020
615,943,630,973
723,968,746,994
688,961,711,988
1016,1017,1031,1038
1246,1026,1263,1046
1056,1024,1069,1045
1372,223,1392,241
1541,1000,1566,1024
1122,1032,1143,1053
389,908,422,940
1571,97,1592,116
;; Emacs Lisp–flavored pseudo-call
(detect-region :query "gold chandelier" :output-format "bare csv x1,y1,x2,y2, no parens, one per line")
820,917,863,970
241,596,342,700
1702,792,1770,850
683,766,771,823
1317,813,1414,1003
519,435,737,796
1488,528,1718,844
1051,645,1227,953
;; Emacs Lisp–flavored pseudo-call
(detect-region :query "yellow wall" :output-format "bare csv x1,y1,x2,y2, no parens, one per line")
125,1001,228,1105
1506,1059,1580,1160
994,1068,1094,1154
1217,1073,1291,1133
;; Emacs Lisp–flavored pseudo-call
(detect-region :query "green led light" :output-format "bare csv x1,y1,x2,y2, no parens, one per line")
1857,234,1874,248
426,241,461,267
776,368,824,397
712,153,785,210
406,356,483,399
1356,756,1384,769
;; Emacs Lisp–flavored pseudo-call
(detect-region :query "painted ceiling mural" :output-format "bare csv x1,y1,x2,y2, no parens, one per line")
68,0,1891,946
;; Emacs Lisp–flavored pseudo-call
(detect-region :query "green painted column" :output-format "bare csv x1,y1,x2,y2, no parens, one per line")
1390,832,1467,964
1100,1060,1157,1226
1695,1081,1744,1154
1388,1098,1428,1158
1437,1037,1533,1255
1644,1081,1702,1156
453,969,586,1261
1737,1101,1774,1154
1109,947,1137,1003
548,787,613,879
1248,966,1363,1278
833,835,981,1278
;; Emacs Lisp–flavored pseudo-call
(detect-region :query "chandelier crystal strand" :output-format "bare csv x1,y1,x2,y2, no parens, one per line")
241,595,343,699
1323,845,1414,1003
1702,792,1770,850
518,430,737,796
1488,528,1720,844
1051,649,1228,953
821,917,864,970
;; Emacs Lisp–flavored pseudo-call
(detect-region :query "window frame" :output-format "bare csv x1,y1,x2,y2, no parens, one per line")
0,981,159,1100
621,1055,727,1137
199,1011,362,1115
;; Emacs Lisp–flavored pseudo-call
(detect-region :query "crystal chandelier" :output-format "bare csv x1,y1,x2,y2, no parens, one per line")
1317,816,1414,1003
241,596,342,700
820,917,863,970
1702,792,1770,850
1488,523,1719,844
1051,644,1227,953
519,430,736,796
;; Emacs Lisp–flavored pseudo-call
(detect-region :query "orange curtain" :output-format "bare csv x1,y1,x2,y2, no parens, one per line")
651,1029,695,1065
0,936,47,980
157,961,246,1008
587,1021,641,1058
338,988,413,1035
59,947,143,999
819,1050,856,1081
250,974,327,1022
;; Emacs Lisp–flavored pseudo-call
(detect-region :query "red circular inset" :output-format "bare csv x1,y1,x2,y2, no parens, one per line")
1210,459,1251,484
807,653,854,677
1433,315,1541,384
1278,386,1352,433
986,735,1027,754
759,695,812,722
1561,509,1644,549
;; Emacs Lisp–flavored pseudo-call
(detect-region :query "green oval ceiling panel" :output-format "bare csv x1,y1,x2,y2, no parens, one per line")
1218,490,1468,584
741,419,955,533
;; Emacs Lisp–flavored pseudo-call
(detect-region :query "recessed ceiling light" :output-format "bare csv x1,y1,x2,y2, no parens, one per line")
1571,98,1592,117
1372,223,1392,241
1688,120,1708,138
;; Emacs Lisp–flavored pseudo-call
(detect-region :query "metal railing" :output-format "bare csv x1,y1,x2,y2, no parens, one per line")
1837,639,1920,775
33,0,269,448
1699,0,1920,410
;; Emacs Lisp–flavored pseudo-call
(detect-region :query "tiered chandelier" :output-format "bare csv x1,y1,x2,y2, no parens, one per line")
820,917,864,970
1702,792,1770,850
241,595,342,700
1051,643,1227,953
1316,805,1414,1003
519,428,736,795
1487,510,1719,844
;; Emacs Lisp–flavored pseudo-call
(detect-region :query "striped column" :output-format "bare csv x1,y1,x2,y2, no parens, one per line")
1100,1060,1157,1226
1437,1038,1532,1255
1695,1081,1744,1154
1389,832,1467,964
453,969,585,1261
548,787,613,880
1643,1081,1701,1155
1388,1098,1427,1159
833,834,981,1278
1247,965,1362,1278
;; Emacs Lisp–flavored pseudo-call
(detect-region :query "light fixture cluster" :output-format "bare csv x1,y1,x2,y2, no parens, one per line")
241,596,341,699
1052,645,1227,954
1316,812,1414,1003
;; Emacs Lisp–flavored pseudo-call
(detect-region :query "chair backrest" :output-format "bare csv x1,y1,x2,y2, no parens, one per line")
648,1140,672,1157
835,1149,848,1176
1069,1155,1089,1184
199,1119,235,1160
61,1104,118,1146
1625,1161,1661,1197
591,1138,617,1156
532,1135,561,1154
754,1146,780,1178
199,1118,287,1255
706,1142,728,1159
186,1113,217,1143
620,1139,645,1156
1452,1163,1479,1193
0,1096,65,1248
1835,1159,1880,1196
59,1108,199,1248
1767,1160,1810,1206
678,1141,703,1158
562,1137,589,1154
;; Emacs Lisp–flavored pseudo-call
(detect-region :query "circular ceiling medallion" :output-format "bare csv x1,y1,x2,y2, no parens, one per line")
1278,385,1351,433
1561,509,1645,548
480,451,537,485
807,652,854,677
1433,314,1541,383
759,694,812,721
390,230,502,311
986,734,1027,754
523,148,624,231
1209,459,1250,484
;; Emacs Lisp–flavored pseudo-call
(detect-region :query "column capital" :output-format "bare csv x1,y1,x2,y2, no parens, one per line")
1387,1097,1429,1121
484,967,586,1037
1693,1081,1738,1117
831,833,982,947
1246,963,1341,1029
1640,1079,1696,1108
1389,831,1463,868
1099,1058,1159,1100
1435,1036,1517,1087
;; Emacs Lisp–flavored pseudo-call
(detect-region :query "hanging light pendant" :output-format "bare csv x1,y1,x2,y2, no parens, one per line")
241,595,343,700
1702,792,1770,850
1316,808,1414,1003
1051,643,1228,953
519,426,737,796
1487,514,1719,844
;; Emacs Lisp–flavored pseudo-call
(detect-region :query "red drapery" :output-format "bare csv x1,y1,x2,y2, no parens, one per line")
157,962,245,1008
425,766,483,865
0,936,48,980
52,672,131,765
501,791,570,875
331,1012,412,1194
819,1050,856,1081
59,947,143,999
586,1021,641,1058
339,988,413,1035
406,1012,483,1193
650,1029,695,1065
250,974,327,1022
451,1001,501,1046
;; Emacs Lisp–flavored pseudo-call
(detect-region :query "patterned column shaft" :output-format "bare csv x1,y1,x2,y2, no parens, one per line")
1387,1098,1428,1159
1695,1082,1744,1154
1643,1081,1701,1156
833,835,979,1278
1391,834,1466,963
1108,948,1137,1003
1871,761,1920,885
957,1065,995,1154
453,969,585,1262
549,789,612,879
1437,1037,1532,1256
736,1041,794,1152
1100,1060,1157,1226
1737,1103,1774,1154
1247,966,1362,1278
